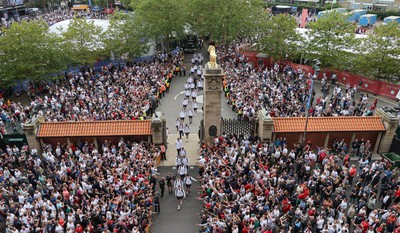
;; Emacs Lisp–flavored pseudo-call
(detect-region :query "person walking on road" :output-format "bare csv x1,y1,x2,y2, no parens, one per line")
192,101,198,116
178,123,184,139
174,176,184,191
188,108,194,124
182,155,190,169
179,109,186,122
183,174,197,195
166,173,173,194
176,118,180,132
153,191,160,213
178,165,187,180
184,124,190,140
159,177,166,198
175,185,186,210
175,138,183,156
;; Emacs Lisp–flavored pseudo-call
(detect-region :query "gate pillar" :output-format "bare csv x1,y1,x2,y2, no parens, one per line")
22,115,45,154
257,109,274,142
376,108,399,153
203,63,224,145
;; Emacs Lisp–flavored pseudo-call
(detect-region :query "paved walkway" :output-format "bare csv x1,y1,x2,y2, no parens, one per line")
151,51,210,233
150,166,201,233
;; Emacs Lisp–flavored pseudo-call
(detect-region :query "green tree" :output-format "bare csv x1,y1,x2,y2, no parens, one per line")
0,19,66,87
93,0,108,7
133,0,188,52
305,12,358,70
257,13,300,61
351,23,400,81
103,12,149,59
61,17,103,65
188,0,264,44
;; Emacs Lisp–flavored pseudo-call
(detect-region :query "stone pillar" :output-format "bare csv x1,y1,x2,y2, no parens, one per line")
323,133,330,149
203,64,224,145
375,108,399,153
22,115,45,154
151,112,164,145
374,132,382,154
257,109,274,142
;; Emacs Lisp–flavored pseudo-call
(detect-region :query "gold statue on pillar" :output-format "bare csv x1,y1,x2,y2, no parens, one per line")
207,41,218,68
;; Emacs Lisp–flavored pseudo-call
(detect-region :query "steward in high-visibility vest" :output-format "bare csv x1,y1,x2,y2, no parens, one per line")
165,82,170,93
238,108,243,118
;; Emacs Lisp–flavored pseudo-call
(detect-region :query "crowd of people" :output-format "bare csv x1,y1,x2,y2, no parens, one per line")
0,51,183,125
196,133,400,233
217,44,377,119
0,139,162,233
1,9,109,29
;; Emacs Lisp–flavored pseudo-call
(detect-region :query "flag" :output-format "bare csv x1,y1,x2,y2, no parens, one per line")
306,79,314,110
301,9,308,28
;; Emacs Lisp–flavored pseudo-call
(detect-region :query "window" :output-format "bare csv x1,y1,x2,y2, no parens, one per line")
352,4,360,9
362,3,373,10
373,5,387,11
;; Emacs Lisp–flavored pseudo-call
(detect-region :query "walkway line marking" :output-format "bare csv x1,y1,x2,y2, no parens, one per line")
174,91,186,100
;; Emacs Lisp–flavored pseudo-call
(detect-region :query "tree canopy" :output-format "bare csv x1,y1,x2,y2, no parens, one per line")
61,17,104,65
351,22,400,81
133,0,188,51
188,0,264,44
257,13,300,62
0,19,66,87
103,12,149,60
305,12,358,70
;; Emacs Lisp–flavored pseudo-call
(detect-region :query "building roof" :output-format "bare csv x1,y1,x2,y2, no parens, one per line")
37,120,152,137
273,116,385,133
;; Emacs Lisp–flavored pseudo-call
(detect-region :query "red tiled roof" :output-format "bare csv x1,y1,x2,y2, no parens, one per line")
37,120,152,137
273,116,385,133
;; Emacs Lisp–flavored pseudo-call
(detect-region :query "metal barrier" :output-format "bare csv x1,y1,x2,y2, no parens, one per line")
221,118,257,137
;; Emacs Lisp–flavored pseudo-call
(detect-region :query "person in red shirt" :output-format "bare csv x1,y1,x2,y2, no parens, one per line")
349,164,357,185
360,220,369,233
75,224,83,233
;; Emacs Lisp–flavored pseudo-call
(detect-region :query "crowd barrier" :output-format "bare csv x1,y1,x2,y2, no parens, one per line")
276,61,399,100
240,51,400,100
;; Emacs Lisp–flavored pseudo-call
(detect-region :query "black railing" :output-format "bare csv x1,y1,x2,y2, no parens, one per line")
221,118,257,137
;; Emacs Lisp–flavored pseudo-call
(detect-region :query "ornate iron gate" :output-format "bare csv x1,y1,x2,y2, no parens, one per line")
199,120,205,142
221,118,257,136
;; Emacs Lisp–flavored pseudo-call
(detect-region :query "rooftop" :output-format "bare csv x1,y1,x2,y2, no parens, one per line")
272,116,385,133
37,120,152,137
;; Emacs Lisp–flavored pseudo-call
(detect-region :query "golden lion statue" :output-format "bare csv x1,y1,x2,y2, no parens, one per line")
207,42,218,68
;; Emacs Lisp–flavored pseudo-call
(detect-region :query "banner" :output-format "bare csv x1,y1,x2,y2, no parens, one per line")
301,9,308,28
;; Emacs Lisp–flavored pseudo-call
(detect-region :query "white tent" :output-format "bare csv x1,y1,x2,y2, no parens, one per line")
49,19,110,35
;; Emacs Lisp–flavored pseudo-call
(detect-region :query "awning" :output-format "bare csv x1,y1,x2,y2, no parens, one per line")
273,116,385,133
37,120,152,137
71,5,90,10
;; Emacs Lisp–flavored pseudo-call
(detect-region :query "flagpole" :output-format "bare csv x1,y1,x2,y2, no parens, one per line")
302,59,319,146
302,78,314,146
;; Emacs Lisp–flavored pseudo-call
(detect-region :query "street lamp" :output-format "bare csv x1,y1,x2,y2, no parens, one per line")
302,59,320,146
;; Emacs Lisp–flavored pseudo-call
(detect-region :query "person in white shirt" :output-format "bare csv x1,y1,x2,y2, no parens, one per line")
192,101,198,116
175,185,186,210
182,155,189,168
184,124,190,139
182,98,189,110
175,138,183,156
178,165,187,180
183,174,197,194
187,108,194,124
179,109,186,122
174,177,184,190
